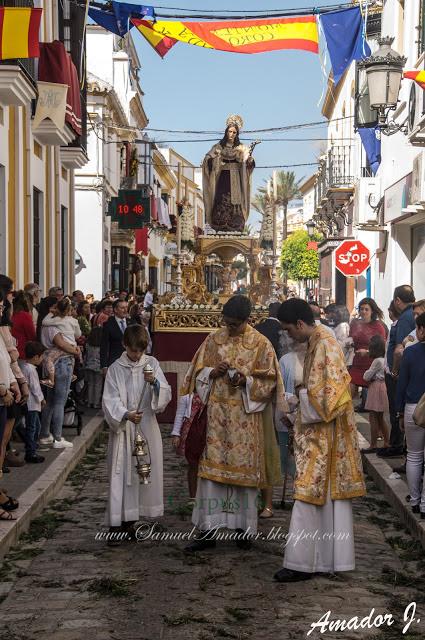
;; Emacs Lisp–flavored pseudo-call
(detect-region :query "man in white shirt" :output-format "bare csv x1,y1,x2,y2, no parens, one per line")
143,285,155,310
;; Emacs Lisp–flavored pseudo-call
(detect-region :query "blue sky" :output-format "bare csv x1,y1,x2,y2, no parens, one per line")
127,0,344,225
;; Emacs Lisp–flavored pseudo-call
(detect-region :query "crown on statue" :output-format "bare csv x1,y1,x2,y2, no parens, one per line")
226,114,244,131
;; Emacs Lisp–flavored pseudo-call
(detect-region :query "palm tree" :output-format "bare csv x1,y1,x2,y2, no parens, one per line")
251,192,269,217
251,192,272,249
274,171,302,244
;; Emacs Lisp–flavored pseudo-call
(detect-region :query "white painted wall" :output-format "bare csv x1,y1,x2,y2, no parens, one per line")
371,0,425,314
75,190,105,298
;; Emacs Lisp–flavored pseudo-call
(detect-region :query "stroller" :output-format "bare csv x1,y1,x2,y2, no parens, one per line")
63,387,83,435
63,358,85,436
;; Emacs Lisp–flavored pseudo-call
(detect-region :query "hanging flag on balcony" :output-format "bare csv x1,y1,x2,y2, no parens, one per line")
32,82,68,130
135,228,149,255
0,7,42,60
404,70,425,90
320,7,371,85
131,15,319,57
358,126,381,175
88,3,155,38
38,41,82,136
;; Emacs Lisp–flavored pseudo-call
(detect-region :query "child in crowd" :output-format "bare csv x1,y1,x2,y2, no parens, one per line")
19,341,46,463
85,326,103,409
42,298,81,386
276,336,306,512
102,325,171,544
362,335,390,453
171,392,204,502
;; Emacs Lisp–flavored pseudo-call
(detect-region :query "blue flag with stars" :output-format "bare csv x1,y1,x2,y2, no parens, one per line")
320,7,371,85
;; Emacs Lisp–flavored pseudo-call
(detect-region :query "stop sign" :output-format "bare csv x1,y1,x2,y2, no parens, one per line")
335,240,370,276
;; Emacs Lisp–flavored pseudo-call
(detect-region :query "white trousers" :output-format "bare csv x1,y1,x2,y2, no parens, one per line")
192,478,259,534
283,487,355,573
405,403,425,512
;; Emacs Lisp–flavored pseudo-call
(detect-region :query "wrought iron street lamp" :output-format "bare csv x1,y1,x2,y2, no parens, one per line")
306,219,316,238
358,37,406,134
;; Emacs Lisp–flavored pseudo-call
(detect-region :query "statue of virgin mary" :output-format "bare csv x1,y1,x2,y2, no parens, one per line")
202,115,255,233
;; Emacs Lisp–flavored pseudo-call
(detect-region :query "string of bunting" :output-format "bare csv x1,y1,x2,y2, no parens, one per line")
85,0,373,86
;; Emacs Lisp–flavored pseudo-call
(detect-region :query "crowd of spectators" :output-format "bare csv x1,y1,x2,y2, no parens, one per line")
0,275,155,521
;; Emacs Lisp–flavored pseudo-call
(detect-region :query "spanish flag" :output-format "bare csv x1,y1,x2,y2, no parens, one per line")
133,19,178,58
0,7,42,60
132,15,319,57
404,70,425,90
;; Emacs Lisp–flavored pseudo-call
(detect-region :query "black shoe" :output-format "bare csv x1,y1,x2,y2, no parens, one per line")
273,568,312,582
24,454,45,464
377,447,404,458
406,494,411,503
184,532,216,553
106,526,129,547
2,466,10,474
235,529,252,550
412,505,420,514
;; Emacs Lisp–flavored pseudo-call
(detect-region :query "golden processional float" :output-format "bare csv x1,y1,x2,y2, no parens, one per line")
152,115,284,419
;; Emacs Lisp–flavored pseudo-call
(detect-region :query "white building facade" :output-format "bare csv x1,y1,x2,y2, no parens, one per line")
374,0,425,309
0,1,87,293
74,25,149,299
310,1,425,313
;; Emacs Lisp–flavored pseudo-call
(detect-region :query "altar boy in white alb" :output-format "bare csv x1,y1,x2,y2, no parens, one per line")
102,325,171,537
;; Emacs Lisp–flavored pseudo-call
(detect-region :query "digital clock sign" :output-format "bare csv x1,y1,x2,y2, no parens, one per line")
109,190,151,229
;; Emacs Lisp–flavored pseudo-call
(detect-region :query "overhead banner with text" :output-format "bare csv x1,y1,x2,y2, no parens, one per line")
131,15,319,58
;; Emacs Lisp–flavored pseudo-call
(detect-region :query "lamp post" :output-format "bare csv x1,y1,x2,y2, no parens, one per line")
305,219,317,301
171,162,187,305
266,172,280,304
358,37,406,132
306,218,316,238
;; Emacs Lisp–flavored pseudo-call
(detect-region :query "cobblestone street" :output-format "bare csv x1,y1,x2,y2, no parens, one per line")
0,426,424,640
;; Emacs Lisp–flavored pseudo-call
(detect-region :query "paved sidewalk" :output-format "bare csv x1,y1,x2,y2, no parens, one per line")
0,424,424,640
0,409,105,558
356,414,425,549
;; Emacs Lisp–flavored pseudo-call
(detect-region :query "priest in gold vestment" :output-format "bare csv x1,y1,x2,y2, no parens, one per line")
181,295,286,552
274,299,366,582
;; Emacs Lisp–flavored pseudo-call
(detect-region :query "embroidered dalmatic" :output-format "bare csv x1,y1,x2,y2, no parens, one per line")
282,325,366,574
181,324,286,533
293,324,366,505
181,324,285,489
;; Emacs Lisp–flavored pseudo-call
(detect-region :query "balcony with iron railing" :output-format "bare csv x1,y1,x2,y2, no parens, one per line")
313,145,358,239
314,146,355,212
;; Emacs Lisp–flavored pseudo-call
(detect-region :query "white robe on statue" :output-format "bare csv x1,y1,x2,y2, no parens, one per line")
191,367,266,535
102,353,171,527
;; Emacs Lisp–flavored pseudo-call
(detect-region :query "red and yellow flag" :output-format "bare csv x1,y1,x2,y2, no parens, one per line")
404,70,425,90
132,15,319,57
0,7,42,60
